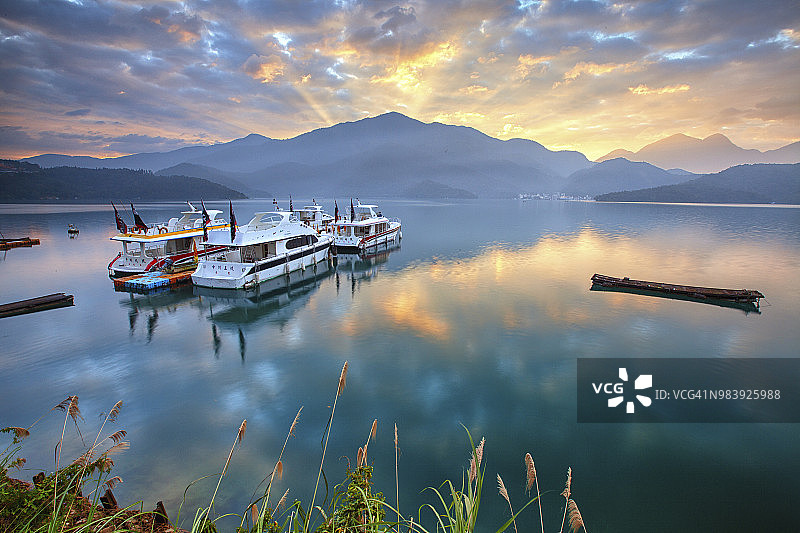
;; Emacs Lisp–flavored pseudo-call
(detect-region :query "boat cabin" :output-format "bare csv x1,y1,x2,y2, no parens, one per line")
206,212,321,264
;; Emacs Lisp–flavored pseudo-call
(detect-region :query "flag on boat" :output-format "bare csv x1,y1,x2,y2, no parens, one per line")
112,202,127,234
229,200,237,243
201,200,210,241
350,198,355,221
131,203,148,230
334,199,339,222
289,195,293,211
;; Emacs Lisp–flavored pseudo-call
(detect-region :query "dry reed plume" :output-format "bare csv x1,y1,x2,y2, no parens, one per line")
559,467,573,533
525,452,545,533
497,474,517,533
567,499,586,533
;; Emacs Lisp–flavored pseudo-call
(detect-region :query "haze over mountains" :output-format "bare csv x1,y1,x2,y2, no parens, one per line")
21,112,800,202
596,163,800,204
597,133,800,174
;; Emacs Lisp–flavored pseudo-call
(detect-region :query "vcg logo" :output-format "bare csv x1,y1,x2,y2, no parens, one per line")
592,367,653,413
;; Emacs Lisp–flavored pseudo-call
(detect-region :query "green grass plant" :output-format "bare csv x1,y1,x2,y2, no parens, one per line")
0,395,153,533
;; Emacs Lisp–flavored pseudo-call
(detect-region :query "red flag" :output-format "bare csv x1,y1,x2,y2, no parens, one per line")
112,202,127,233
334,199,339,222
131,203,148,230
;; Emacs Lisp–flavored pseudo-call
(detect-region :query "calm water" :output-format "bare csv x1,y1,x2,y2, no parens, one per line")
1,199,799,532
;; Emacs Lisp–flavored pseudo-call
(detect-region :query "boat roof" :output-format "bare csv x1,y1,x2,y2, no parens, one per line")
180,209,223,216
205,211,314,246
110,222,227,242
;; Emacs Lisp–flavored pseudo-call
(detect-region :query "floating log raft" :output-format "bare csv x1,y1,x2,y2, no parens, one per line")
591,274,764,304
113,270,193,293
0,237,40,250
0,293,74,318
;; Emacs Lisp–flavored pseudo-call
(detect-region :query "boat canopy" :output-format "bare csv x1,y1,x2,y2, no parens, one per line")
205,211,310,247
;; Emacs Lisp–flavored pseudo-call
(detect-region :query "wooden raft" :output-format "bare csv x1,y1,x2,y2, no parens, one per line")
0,238,41,251
0,293,74,318
591,274,764,304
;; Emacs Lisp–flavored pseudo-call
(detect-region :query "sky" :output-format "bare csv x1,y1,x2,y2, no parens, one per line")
1,0,799,161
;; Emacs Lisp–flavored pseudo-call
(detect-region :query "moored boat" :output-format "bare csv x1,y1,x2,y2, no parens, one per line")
293,201,334,233
108,202,229,277
330,200,401,251
590,273,764,304
191,211,334,290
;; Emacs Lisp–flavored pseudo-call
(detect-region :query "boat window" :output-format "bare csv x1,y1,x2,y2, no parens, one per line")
286,235,313,249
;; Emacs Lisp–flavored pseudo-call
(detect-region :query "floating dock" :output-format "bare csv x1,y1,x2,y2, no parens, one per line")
0,293,74,318
0,237,40,251
113,271,193,292
591,274,764,304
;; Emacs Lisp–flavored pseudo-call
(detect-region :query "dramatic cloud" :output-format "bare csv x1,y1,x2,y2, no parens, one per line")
1,0,798,159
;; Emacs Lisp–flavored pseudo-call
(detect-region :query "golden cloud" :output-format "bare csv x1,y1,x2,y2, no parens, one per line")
167,24,199,44
369,41,458,92
459,84,490,95
554,60,641,88
434,111,486,124
242,54,285,83
628,84,691,95
514,54,553,79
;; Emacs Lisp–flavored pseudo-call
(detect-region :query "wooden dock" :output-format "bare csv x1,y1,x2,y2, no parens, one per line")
113,271,193,292
0,293,74,318
591,274,764,304
0,237,40,251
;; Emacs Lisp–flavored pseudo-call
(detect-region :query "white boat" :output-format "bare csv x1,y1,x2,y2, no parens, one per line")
330,200,401,251
191,211,334,290
108,203,229,277
293,201,334,233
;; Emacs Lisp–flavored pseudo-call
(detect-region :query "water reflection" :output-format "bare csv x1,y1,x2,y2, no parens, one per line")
118,286,203,339
590,283,762,314
2,201,798,533
334,245,399,297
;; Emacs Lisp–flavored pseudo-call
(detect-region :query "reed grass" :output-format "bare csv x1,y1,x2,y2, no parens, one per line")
2,363,591,533
307,360,348,532
0,395,156,533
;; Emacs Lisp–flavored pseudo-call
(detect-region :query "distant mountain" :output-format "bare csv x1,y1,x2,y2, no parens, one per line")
595,163,800,204
24,112,593,198
0,162,247,203
597,134,800,174
402,179,477,199
562,158,693,196
26,134,272,172
155,163,269,198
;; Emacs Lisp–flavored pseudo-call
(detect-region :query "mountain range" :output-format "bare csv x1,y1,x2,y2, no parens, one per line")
597,133,800,174
20,112,800,201
0,161,246,203
595,163,800,204
25,113,590,198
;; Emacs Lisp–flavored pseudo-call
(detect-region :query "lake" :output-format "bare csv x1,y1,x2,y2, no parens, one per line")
1,199,798,532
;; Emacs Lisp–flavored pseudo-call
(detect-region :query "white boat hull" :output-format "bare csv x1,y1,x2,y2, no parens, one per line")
192,241,332,290
109,245,226,277
334,222,401,251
